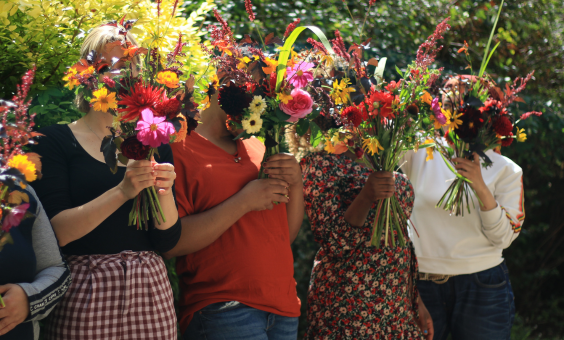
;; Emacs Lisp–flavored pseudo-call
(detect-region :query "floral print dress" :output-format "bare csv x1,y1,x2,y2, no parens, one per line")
301,152,423,340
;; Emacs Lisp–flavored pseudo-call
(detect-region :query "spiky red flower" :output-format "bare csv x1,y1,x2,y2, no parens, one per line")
331,30,350,61
493,115,513,136
284,18,301,38
245,0,255,21
520,111,542,120
307,38,328,55
154,96,181,120
341,106,365,127
118,82,163,122
415,18,451,69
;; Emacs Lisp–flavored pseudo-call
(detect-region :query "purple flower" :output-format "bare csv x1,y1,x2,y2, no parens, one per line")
431,98,446,125
286,61,314,89
3,203,30,232
136,108,175,148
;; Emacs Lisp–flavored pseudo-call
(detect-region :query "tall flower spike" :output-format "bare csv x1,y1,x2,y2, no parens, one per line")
245,0,255,21
415,17,451,69
284,18,301,38
171,0,179,17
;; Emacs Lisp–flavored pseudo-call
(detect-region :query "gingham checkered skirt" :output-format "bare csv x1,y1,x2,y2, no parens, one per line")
44,251,177,340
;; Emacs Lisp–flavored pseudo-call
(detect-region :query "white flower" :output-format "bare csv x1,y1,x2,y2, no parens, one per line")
242,113,263,134
249,95,267,115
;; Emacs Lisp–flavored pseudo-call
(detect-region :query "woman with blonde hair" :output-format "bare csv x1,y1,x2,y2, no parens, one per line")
31,23,181,339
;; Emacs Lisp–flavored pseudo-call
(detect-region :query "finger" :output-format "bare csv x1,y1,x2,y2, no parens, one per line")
473,152,480,163
457,170,469,177
0,319,15,336
130,173,155,183
452,157,473,166
152,163,174,171
0,308,8,319
266,153,295,162
272,194,290,203
157,188,172,195
264,168,288,175
271,185,289,196
264,179,290,187
265,203,274,210
153,170,176,179
155,179,174,189
264,159,297,168
0,285,9,295
372,171,393,178
128,160,152,168
127,166,153,176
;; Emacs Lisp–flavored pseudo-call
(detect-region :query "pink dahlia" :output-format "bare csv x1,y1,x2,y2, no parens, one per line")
136,108,175,148
286,61,314,89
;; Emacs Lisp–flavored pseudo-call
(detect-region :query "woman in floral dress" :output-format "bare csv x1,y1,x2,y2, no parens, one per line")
299,149,433,340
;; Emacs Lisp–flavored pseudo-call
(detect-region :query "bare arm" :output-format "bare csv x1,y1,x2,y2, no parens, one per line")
163,178,290,258
51,160,158,247
263,153,305,243
344,171,395,227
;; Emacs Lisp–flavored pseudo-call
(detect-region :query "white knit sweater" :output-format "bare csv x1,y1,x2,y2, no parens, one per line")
400,148,525,275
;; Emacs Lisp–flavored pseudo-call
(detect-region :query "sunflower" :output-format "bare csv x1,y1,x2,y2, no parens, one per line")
362,137,385,155
156,71,180,88
90,87,118,113
249,96,267,115
241,113,263,134
7,154,37,183
444,109,463,131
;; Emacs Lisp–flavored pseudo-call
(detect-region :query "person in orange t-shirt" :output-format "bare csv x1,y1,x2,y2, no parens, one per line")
164,92,303,340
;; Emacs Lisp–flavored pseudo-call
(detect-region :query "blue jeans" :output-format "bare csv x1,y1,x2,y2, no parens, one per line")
418,261,515,340
183,301,299,340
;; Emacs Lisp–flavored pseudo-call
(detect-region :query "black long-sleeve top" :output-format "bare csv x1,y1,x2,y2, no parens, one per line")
31,124,181,256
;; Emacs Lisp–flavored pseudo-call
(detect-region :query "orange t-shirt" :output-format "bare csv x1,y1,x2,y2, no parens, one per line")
171,132,301,333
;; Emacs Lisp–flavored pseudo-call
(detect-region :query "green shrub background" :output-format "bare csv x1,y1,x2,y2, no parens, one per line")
2,0,562,339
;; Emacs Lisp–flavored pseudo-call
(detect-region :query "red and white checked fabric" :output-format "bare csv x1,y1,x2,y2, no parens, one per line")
44,251,177,340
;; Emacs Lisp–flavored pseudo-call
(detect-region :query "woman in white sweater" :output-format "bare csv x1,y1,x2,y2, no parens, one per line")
400,146,523,340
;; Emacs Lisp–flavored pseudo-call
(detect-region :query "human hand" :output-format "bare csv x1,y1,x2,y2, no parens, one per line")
415,296,434,340
151,160,176,196
452,153,486,191
360,171,395,202
238,179,290,211
263,153,302,188
0,284,29,336
118,160,155,199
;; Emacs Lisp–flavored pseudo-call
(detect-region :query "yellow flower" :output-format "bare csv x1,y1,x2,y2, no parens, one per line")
112,112,124,131
7,155,37,183
516,128,527,142
237,56,251,69
249,96,267,115
63,68,80,90
443,109,463,131
8,191,30,205
242,113,263,134
324,141,336,154
262,57,278,75
90,87,118,113
362,137,385,155
80,66,95,77
424,139,434,161
332,78,355,105
278,92,293,104
429,115,443,129
156,71,180,88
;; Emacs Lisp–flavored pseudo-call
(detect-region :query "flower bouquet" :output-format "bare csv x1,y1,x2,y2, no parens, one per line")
310,18,451,247
205,6,333,178
63,16,199,230
431,1,542,215
0,68,43,306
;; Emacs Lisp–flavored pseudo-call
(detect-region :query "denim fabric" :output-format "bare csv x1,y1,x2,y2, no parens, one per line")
418,261,515,340
184,301,299,340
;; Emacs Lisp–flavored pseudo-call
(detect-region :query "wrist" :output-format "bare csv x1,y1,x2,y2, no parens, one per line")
114,185,130,203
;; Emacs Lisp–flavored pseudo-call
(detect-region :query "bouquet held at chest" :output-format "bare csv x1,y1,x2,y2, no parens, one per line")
62,16,199,230
205,7,333,178
0,68,43,306
313,19,452,248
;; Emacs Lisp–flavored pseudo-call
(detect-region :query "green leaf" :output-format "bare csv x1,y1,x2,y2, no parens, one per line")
395,65,404,77
117,153,129,166
276,26,335,92
309,121,322,148
233,131,246,140
275,108,291,122
296,118,310,136
479,0,504,77
308,107,321,120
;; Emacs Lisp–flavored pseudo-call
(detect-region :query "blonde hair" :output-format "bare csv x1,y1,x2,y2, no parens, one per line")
75,25,140,113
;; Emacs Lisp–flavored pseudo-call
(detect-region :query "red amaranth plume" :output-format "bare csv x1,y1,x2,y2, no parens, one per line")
504,71,534,106
415,17,451,69
157,0,162,18
307,38,328,55
284,18,300,38
352,50,365,78
245,0,255,21
520,111,542,120
331,30,350,61
213,9,233,39
167,33,187,68
171,0,179,17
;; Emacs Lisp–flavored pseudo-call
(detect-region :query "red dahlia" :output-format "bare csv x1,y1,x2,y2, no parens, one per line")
218,82,252,118
365,90,395,119
444,130,454,145
341,106,365,127
118,82,163,122
154,96,181,120
493,115,513,136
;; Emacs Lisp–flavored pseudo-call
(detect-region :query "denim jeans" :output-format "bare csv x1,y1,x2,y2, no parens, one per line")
418,261,515,340
183,301,299,340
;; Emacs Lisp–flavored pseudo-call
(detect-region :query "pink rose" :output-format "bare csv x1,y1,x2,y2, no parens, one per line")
279,89,313,122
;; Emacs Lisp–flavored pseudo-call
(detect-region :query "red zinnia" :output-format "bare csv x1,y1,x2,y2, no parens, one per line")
493,115,513,136
341,106,365,127
154,95,181,120
444,130,454,145
365,90,395,119
118,82,163,122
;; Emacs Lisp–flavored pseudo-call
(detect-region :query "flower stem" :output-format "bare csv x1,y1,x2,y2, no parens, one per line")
150,186,166,224
0,295,4,308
